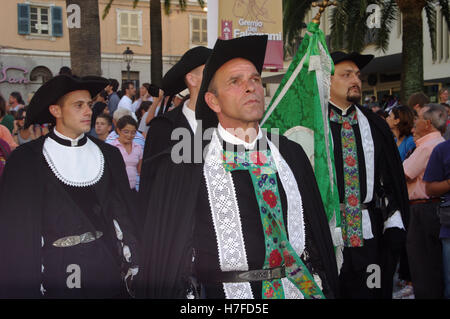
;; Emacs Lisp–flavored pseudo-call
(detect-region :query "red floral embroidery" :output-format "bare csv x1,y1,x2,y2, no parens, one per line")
264,287,274,298
350,235,362,247
343,121,352,130
269,249,282,268
273,282,281,290
345,155,356,167
265,225,272,236
250,151,267,166
252,168,261,176
348,194,358,207
283,251,295,267
263,190,277,208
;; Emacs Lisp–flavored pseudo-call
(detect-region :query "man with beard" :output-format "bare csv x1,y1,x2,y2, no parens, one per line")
138,36,339,299
329,52,409,299
0,75,139,298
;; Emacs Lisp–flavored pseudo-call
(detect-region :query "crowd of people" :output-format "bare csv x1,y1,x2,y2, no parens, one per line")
0,36,449,299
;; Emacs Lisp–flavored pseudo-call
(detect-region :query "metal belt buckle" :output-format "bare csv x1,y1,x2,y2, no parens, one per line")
52,231,103,247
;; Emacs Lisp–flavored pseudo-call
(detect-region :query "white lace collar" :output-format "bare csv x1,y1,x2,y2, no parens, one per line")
217,123,263,150
43,131,104,187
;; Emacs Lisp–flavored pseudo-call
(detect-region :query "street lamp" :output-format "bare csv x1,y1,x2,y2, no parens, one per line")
123,46,134,81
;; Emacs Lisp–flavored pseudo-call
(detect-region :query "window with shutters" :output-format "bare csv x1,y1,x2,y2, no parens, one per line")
117,9,142,45
17,3,63,38
190,15,207,46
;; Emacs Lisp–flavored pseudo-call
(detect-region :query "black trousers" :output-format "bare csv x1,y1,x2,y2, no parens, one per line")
406,202,443,299
339,238,382,299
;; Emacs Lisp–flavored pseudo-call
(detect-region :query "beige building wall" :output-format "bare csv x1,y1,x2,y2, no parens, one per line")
1,0,206,56
0,0,207,98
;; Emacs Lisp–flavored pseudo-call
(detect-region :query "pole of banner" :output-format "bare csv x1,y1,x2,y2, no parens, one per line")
311,0,337,25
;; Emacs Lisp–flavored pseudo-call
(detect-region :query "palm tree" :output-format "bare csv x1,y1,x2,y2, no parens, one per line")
103,0,205,87
66,0,102,76
283,0,450,103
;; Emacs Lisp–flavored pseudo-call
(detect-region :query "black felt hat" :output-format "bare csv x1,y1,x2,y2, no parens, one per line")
162,46,213,96
195,35,268,131
330,51,374,71
25,75,109,127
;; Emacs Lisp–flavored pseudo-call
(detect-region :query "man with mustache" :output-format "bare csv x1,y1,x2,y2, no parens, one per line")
329,52,409,299
0,75,139,298
138,36,339,299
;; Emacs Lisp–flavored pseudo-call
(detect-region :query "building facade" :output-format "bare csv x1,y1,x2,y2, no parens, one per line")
0,0,207,100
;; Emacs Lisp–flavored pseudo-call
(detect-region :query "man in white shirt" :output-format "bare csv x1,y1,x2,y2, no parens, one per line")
117,82,136,113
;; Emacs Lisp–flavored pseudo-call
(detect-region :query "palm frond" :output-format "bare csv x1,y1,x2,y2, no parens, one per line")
425,1,437,61
133,0,139,9
438,0,450,29
282,0,314,50
102,0,114,20
330,0,349,50
375,0,397,52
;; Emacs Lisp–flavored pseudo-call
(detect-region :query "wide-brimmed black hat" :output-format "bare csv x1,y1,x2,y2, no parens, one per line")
330,51,374,70
25,75,109,127
195,35,268,131
162,46,212,96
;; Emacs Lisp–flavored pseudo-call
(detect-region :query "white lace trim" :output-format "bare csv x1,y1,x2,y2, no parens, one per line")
267,139,305,256
223,283,254,299
281,277,304,299
43,137,104,187
356,108,375,204
204,132,254,299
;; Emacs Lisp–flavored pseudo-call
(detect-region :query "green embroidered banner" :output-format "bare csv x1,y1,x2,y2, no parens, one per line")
261,22,341,251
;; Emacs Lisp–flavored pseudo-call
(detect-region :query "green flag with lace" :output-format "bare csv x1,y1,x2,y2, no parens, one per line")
261,22,342,262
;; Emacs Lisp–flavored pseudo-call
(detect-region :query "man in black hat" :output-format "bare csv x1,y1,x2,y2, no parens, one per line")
139,46,212,223
137,36,339,299
0,75,139,298
141,46,212,161
328,52,409,299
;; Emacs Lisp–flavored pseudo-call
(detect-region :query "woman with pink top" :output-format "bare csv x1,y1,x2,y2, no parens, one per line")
110,115,142,190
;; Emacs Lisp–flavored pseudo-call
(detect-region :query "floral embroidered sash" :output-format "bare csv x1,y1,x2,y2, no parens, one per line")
329,108,363,247
223,149,325,299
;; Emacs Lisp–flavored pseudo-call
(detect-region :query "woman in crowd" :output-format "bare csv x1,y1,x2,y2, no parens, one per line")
132,83,152,112
110,115,142,191
136,100,151,125
12,108,35,145
386,105,416,162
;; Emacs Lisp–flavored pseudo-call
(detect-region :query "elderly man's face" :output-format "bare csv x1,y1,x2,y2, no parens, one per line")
330,60,362,106
205,58,265,129
412,106,431,142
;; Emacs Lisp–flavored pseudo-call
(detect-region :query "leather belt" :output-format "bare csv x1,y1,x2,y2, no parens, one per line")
340,203,368,211
200,266,286,283
409,198,441,205
52,231,103,248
